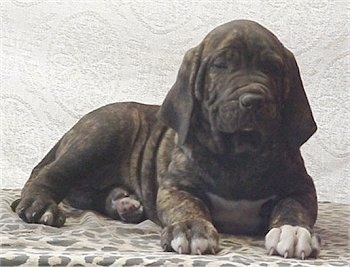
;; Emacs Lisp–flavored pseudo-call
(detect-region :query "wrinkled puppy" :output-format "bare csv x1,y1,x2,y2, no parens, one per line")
12,20,320,259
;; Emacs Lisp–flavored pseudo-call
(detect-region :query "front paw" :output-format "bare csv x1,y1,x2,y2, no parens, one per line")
161,219,219,255
265,225,321,259
11,196,65,227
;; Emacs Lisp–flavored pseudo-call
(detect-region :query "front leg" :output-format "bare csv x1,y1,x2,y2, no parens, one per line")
265,194,321,259
157,186,219,255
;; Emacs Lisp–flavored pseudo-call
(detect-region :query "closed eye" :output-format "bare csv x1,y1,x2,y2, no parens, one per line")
258,53,284,76
260,59,284,75
211,48,241,71
212,58,228,69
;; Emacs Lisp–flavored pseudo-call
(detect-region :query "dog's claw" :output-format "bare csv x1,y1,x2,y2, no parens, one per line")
284,251,289,258
197,249,202,255
301,251,305,260
178,246,182,254
269,248,275,256
211,248,216,255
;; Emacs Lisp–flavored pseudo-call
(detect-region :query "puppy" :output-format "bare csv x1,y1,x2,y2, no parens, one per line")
12,20,320,259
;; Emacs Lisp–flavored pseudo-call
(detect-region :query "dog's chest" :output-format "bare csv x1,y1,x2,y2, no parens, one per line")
207,192,276,234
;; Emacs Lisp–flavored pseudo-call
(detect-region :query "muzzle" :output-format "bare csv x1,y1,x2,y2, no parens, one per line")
207,82,278,154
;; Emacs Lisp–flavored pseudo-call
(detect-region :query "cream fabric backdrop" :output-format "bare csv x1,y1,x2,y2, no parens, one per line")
1,1,349,204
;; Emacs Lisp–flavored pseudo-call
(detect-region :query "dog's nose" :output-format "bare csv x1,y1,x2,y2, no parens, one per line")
239,93,265,110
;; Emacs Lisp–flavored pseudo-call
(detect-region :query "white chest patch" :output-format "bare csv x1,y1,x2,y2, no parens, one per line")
207,193,276,234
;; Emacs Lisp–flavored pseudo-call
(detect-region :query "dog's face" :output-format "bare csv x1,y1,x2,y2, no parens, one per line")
198,23,286,154
159,20,316,155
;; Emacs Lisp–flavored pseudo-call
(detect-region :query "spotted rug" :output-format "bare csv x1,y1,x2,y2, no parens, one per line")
1,189,349,266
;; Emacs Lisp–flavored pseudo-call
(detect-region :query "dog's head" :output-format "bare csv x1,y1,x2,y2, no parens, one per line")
158,20,316,155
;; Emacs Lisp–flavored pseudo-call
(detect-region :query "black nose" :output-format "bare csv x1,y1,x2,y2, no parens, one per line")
240,93,265,110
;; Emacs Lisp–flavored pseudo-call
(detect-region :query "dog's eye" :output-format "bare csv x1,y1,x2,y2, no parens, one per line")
212,58,228,69
261,59,284,75
259,52,284,76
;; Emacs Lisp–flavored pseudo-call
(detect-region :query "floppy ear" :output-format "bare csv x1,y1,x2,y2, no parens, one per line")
158,46,202,145
282,49,317,147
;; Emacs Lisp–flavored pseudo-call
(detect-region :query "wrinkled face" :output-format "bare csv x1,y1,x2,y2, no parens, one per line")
159,20,316,155
198,25,286,154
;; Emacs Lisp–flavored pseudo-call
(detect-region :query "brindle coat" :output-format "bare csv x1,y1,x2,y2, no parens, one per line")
12,20,319,259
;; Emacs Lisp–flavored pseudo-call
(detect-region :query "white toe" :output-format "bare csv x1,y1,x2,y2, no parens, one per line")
276,225,296,257
171,233,190,254
265,227,281,253
39,210,54,225
295,227,312,259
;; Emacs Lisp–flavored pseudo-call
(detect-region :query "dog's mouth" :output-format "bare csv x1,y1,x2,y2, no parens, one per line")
224,130,264,154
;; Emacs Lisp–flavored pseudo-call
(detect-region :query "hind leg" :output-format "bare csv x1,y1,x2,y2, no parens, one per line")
105,187,144,223
12,104,137,227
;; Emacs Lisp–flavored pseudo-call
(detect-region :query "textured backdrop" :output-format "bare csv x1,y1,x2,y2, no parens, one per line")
1,1,349,204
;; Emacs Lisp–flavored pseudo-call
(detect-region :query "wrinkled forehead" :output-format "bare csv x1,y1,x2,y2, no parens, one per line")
201,20,285,57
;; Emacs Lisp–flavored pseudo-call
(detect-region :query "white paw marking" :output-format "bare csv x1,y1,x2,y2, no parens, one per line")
171,234,217,255
265,225,320,259
171,233,190,254
190,236,217,255
39,210,54,225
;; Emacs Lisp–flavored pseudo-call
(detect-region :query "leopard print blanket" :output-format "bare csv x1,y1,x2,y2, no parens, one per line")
1,189,349,266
